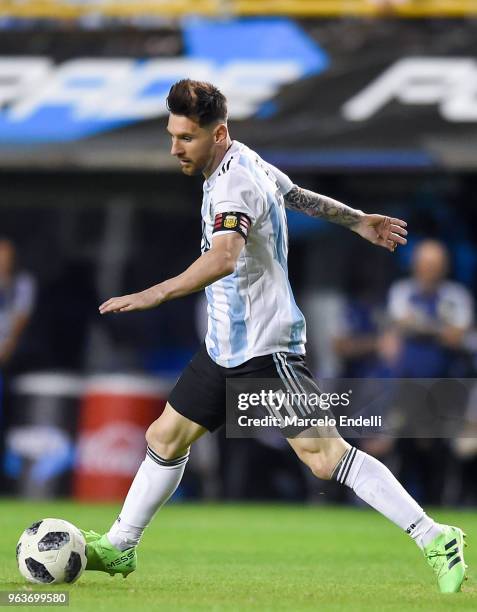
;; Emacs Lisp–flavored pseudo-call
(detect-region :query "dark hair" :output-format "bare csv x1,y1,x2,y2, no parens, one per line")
166,79,227,127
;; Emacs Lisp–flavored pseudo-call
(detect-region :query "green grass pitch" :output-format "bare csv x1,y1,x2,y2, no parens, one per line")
0,499,476,611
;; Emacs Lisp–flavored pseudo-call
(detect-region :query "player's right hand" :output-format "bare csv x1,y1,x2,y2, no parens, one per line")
99,287,161,314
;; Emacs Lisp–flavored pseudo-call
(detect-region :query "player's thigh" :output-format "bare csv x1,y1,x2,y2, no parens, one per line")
146,402,208,459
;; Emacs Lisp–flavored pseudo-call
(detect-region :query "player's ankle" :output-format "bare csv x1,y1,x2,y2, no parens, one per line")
407,514,443,550
107,533,139,552
419,522,444,549
107,520,143,551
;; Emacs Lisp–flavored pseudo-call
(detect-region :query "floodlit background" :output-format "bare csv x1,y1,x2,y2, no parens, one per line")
1,0,477,508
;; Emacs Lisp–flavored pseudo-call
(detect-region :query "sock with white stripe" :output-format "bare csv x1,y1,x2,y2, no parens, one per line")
107,446,189,551
333,447,443,549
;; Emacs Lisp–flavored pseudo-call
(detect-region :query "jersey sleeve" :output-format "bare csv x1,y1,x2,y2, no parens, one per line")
264,161,294,196
212,166,263,241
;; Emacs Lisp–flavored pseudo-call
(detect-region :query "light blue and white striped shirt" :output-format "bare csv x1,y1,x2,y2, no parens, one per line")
201,140,306,367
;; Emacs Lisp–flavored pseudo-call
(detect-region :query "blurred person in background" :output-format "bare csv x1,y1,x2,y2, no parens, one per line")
386,240,474,504
0,238,36,489
333,261,387,379
0,238,36,372
387,239,474,378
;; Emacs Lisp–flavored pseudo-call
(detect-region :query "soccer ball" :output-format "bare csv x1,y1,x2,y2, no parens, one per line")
16,518,87,584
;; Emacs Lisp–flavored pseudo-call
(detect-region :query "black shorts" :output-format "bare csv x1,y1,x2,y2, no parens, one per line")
168,343,328,435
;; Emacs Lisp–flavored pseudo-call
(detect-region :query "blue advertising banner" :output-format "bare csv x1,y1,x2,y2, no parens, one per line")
0,18,327,143
0,19,476,169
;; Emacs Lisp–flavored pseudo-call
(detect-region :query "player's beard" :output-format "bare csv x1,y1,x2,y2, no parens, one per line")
179,162,195,175
178,149,214,176
179,159,205,176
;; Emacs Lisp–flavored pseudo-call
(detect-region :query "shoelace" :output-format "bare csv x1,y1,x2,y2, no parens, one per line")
426,549,448,558
426,546,461,578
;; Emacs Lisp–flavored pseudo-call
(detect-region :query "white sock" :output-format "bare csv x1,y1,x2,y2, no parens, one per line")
107,446,189,551
333,447,443,549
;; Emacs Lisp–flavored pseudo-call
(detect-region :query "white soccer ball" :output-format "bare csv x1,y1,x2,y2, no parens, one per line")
16,518,87,584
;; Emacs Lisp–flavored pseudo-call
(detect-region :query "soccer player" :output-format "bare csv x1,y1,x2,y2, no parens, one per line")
82,80,467,593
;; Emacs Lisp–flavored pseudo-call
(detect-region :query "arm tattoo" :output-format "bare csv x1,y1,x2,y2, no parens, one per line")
284,185,363,228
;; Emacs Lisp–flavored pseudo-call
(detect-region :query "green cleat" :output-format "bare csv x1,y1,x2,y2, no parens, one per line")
80,530,137,578
423,525,468,593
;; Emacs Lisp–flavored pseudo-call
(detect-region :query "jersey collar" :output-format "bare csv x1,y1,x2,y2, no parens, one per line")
203,141,239,191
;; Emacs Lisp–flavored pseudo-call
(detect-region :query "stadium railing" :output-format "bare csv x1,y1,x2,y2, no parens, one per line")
1,0,477,19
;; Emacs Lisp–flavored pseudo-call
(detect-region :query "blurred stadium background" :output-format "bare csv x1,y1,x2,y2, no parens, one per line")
1,0,477,513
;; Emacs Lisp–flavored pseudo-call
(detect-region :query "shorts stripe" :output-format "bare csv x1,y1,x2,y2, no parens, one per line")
282,354,314,415
277,353,310,416
276,353,308,415
272,353,307,417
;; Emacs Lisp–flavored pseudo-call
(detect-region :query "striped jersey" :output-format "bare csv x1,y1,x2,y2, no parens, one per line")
201,140,306,367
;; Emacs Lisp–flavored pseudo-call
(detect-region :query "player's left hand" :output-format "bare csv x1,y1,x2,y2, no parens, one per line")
352,214,407,252
99,287,161,314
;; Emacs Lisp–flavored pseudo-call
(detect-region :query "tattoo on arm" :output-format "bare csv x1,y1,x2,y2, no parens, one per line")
284,186,363,228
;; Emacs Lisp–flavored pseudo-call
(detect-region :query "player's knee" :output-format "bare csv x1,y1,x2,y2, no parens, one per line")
145,421,186,460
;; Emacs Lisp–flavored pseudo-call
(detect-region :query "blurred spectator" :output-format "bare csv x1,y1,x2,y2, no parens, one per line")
387,239,474,378
333,265,387,378
0,238,36,492
0,239,36,371
384,240,474,504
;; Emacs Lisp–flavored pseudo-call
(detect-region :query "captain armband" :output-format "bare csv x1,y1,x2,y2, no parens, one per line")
213,212,252,242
